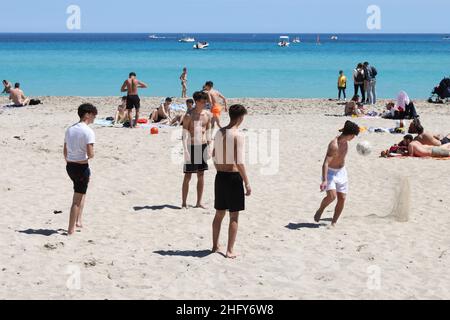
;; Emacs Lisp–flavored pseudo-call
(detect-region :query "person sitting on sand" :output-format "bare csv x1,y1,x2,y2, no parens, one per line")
212,104,251,259
408,118,450,146
402,138,450,158
344,95,367,116
9,83,30,106
150,97,172,124
2,80,12,94
170,98,194,126
383,91,418,119
314,120,360,227
113,96,128,124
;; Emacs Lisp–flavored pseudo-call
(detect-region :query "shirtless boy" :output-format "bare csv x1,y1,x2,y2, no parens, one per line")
114,96,128,124
180,67,188,98
211,104,251,259
181,91,212,209
9,83,30,106
314,120,360,227
120,72,148,128
204,81,228,128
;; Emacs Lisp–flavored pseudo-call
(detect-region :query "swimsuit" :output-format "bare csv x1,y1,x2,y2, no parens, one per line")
126,95,140,110
326,167,348,194
66,162,91,194
183,144,209,173
214,172,245,212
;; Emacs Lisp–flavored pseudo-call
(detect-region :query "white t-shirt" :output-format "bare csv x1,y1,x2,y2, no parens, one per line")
64,122,95,162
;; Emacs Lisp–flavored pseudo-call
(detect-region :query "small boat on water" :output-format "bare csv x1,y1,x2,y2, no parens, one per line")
278,35,290,47
330,35,338,40
179,37,195,43
193,42,209,49
149,34,165,39
292,37,301,43
443,36,450,40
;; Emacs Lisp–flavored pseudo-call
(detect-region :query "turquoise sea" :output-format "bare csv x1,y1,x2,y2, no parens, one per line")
0,33,449,98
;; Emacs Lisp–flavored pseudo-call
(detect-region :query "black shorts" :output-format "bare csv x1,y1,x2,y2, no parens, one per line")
441,137,450,145
66,163,91,194
126,95,140,110
183,144,209,173
214,171,245,212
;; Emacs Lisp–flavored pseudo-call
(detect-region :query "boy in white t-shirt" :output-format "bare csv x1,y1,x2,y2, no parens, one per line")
64,103,97,235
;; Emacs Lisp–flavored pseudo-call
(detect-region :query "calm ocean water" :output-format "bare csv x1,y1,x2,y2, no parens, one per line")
0,33,449,98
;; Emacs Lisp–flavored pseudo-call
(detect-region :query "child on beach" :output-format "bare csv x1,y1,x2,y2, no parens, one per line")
314,120,360,227
338,70,347,101
212,104,251,258
64,103,97,235
113,96,128,124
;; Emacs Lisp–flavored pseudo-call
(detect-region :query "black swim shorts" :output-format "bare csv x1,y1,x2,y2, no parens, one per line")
66,162,91,194
126,95,140,110
214,171,245,212
183,144,209,173
441,137,450,145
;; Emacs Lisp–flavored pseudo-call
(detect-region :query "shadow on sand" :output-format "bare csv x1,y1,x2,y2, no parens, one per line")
133,204,181,211
153,249,212,258
16,229,64,236
285,222,327,230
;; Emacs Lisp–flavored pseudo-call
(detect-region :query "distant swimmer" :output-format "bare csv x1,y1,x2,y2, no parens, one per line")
120,72,148,128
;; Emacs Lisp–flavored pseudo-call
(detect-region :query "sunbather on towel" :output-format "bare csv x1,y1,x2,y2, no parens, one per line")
150,97,172,124
380,135,412,157
170,99,194,126
113,96,128,124
344,95,367,116
408,118,450,146
403,138,450,158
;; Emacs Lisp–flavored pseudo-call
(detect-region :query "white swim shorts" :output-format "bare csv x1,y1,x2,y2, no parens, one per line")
326,167,348,194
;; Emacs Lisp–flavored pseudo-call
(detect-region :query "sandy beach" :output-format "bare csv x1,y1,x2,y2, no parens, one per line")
1,96,449,299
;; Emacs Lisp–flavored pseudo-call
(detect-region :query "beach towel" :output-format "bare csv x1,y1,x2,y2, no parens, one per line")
2,104,26,108
139,123,171,129
368,127,405,134
94,119,113,127
170,103,187,112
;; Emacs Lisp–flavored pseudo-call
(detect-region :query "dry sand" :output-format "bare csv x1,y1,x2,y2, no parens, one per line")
1,96,449,299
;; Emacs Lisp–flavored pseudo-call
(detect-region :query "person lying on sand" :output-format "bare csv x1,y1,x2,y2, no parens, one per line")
408,118,450,146
150,97,172,124
403,138,450,157
170,98,194,126
9,83,30,106
380,135,412,157
113,96,128,124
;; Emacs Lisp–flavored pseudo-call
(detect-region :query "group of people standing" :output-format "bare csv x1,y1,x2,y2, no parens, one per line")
337,61,378,105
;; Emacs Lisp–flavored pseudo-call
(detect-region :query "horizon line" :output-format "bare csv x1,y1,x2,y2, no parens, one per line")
1,32,449,35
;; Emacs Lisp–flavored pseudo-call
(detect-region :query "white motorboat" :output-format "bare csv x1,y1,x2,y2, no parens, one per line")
330,35,338,40
179,37,196,42
278,35,290,47
292,37,301,43
193,42,209,49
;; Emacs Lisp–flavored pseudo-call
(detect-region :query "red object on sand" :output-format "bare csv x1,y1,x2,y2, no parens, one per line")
150,127,159,135
137,118,148,124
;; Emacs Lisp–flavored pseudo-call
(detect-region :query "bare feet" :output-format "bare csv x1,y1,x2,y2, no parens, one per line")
194,204,207,209
211,246,221,253
226,251,237,259
76,222,83,228
314,209,323,223
327,223,337,230
181,204,188,210
67,229,75,236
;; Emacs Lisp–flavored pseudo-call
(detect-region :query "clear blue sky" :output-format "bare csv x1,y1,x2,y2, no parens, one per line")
1,0,449,33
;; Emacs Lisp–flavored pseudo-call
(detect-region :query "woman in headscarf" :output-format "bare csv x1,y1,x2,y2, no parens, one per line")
395,91,418,119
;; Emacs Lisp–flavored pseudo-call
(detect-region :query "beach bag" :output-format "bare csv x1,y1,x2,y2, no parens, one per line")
371,66,378,77
29,99,41,105
355,71,364,82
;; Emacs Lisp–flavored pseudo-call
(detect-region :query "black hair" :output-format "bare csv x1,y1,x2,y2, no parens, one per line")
193,91,209,102
129,72,136,77
341,120,360,136
121,96,127,101
205,81,213,88
186,99,194,105
14,82,20,88
2,80,6,84
404,134,414,141
413,118,424,134
229,104,247,121
78,103,98,119
363,61,369,66
165,97,173,103
339,70,343,74
357,63,363,69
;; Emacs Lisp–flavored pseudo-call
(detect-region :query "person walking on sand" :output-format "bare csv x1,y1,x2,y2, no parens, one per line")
203,81,228,129
314,120,360,227
120,72,148,128
63,103,97,235
211,104,251,259
181,91,212,209
337,70,347,101
180,67,188,98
